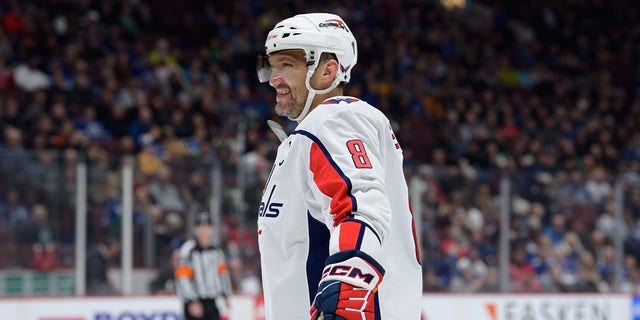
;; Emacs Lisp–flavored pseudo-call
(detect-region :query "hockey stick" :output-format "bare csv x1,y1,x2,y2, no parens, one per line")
267,120,288,142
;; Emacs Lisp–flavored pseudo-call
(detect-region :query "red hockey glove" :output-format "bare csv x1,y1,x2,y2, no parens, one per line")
310,250,384,320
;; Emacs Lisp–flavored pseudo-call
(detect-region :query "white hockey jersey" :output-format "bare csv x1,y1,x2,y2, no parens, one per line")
257,96,422,320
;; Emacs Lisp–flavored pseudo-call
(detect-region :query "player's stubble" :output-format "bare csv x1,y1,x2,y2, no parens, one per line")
274,88,306,120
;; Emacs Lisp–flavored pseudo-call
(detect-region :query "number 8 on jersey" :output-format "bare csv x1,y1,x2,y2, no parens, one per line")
346,139,372,169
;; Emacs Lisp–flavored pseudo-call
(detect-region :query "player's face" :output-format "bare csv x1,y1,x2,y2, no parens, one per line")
268,50,309,119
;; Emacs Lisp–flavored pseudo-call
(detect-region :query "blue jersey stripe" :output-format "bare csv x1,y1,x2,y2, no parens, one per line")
343,217,382,249
306,211,330,304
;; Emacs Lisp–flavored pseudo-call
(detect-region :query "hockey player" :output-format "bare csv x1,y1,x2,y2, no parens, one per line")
256,13,422,320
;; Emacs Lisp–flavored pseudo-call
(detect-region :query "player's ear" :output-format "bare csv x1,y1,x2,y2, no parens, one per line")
321,59,339,85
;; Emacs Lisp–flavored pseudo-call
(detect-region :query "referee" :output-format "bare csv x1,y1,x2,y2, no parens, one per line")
175,211,231,320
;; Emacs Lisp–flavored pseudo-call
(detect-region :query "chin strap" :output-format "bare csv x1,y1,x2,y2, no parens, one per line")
289,67,340,122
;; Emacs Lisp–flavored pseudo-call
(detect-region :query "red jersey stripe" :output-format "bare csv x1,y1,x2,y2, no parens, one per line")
310,142,355,225
338,220,363,251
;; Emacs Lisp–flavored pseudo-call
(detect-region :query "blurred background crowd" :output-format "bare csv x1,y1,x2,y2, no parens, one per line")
0,0,639,295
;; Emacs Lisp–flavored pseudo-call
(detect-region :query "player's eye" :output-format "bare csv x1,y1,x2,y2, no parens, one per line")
271,63,293,74
257,57,305,83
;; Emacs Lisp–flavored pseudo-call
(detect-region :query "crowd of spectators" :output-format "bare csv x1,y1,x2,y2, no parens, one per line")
0,0,639,295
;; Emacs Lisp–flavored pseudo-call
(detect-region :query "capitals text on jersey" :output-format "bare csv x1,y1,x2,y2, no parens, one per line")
258,184,284,218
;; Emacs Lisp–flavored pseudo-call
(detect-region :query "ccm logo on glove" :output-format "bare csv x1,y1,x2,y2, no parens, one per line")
321,264,375,285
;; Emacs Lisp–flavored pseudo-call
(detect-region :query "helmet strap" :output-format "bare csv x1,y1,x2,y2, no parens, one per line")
289,65,340,122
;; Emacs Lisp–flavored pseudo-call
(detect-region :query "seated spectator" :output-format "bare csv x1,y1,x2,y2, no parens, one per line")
551,252,601,293
542,213,568,247
181,170,210,209
154,211,185,263
510,245,541,292
149,166,186,211
597,245,616,290
596,199,622,240
15,203,56,268
450,248,488,292
13,57,50,92
585,166,613,204
75,106,110,140
149,248,180,295
102,191,146,238
621,266,640,294
0,188,29,228
17,203,55,247
86,237,121,295
162,126,190,159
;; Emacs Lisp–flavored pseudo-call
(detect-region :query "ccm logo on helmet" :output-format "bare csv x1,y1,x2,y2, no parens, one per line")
321,264,375,284
318,19,347,30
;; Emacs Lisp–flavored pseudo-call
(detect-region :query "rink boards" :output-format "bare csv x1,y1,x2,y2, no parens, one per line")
0,293,635,320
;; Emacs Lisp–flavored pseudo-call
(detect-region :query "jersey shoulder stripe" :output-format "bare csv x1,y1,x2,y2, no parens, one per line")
320,97,360,105
293,129,356,225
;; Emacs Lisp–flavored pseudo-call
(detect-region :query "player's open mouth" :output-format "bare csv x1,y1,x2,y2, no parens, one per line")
276,90,290,102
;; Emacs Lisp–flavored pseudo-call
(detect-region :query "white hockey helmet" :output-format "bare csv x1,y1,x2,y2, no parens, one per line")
257,13,358,85
257,13,358,122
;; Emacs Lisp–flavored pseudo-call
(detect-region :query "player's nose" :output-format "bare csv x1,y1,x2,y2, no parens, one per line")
269,74,284,87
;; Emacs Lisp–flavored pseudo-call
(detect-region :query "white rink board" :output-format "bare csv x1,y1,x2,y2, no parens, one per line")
0,294,632,320
421,294,632,320
0,296,182,320
0,295,259,320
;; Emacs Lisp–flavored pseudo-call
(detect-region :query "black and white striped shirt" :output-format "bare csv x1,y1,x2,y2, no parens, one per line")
174,239,232,302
